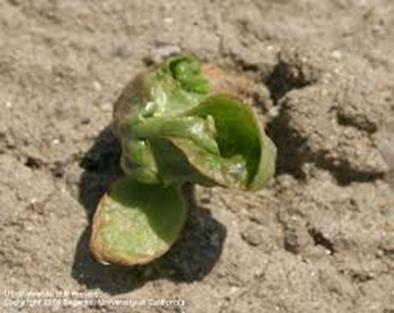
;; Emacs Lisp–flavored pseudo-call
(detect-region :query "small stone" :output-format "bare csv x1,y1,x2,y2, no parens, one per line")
164,17,173,24
51,161,66,178
241,224,263,247
331,50,342,60
81,117,91,125
93,81,102,91
99,102,112,112
146,44,181,64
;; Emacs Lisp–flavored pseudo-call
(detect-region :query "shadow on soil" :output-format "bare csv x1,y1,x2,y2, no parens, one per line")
72,126,226,295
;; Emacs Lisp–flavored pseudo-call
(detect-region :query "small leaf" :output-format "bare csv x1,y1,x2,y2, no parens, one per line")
90,178,186,266
167,54,209,94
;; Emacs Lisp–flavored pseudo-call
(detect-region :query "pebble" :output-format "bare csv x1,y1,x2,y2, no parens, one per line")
81,117,90,125
146,44,181,64
331,50,342,60
99,102,112,112
378,136,394,169
164,17,173,24
93,81,102,91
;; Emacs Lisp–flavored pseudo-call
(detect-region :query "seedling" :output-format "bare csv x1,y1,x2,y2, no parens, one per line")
90,54,277,266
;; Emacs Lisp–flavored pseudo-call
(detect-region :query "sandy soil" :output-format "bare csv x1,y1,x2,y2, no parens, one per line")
0,1,393,312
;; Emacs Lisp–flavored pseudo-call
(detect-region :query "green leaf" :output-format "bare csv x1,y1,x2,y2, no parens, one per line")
119,93,276,190
149,137,219,187
132,115,219,154
167,54,209,94
177,94,277,190
113,54,208,138
90,177,186,266
120,139,159,184
249,132,277,190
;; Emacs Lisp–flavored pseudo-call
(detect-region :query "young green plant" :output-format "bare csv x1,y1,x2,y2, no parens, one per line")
90,54,277,266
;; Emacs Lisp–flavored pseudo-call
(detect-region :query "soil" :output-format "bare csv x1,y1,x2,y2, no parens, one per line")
0,1,393,313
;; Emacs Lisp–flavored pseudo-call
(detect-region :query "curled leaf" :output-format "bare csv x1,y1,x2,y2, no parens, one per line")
113,54,276,190
185,94,276,190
